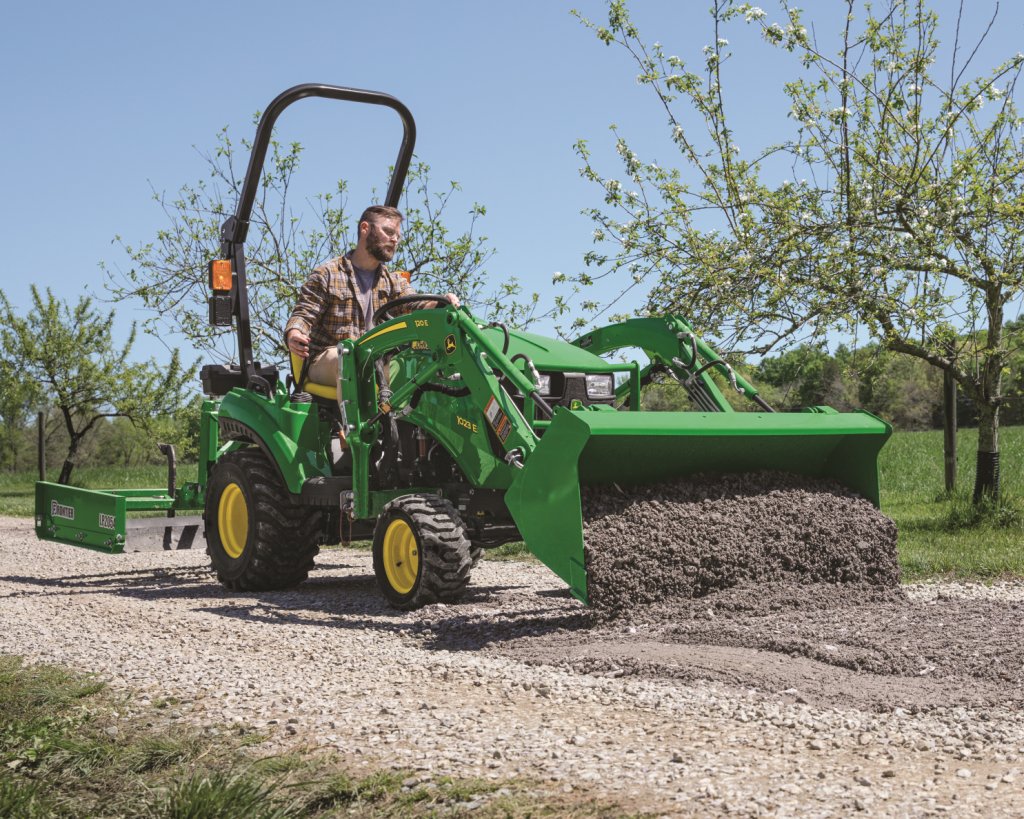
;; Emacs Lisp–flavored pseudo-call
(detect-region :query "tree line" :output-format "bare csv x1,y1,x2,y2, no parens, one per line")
643,336,1024,431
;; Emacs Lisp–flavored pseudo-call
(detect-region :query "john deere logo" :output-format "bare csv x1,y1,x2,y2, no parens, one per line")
444,334,457,355
570,399,584,410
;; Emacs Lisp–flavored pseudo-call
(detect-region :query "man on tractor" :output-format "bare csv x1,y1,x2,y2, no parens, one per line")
284,205,460,388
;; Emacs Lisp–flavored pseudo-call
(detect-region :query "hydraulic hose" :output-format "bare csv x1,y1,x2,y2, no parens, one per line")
486,321,510,356
506,352,552,420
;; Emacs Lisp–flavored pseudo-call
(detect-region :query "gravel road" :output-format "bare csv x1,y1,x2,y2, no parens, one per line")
3,515,1024,817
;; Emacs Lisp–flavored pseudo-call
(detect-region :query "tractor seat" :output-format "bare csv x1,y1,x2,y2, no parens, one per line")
290,352,337,401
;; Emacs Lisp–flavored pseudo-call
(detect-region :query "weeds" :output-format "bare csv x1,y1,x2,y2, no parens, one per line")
484,542,534,560
161,771,294,819
123,732,207,773
943,491,1023,532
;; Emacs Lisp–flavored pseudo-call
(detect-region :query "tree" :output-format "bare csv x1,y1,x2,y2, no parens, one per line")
0,287,197,484
0,358,39,472
103,123,554,365
571,0,1024,498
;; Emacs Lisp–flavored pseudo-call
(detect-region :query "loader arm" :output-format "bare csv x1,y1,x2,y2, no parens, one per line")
572,317,774,413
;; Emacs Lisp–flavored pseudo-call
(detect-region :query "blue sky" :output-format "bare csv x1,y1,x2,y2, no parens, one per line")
2,0,1020,373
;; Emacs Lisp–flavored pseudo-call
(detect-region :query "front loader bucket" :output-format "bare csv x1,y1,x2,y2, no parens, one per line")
504,408,892,605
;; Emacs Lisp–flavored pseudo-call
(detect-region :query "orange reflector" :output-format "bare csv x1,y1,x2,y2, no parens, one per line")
210,260,232,291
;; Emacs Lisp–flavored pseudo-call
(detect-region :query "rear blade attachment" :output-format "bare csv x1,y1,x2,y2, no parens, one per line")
35,482,204,554
504,407,892,606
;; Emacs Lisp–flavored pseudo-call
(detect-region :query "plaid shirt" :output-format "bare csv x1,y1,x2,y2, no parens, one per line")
284,254,428,362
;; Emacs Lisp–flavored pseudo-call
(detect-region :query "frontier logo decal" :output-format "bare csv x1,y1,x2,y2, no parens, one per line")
51,500,75,521
444,334,457,355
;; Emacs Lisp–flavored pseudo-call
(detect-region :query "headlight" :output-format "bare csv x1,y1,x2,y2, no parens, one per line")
586,374,614,398
536,374,552,395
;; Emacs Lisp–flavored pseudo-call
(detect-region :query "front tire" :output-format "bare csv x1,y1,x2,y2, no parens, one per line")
372,495,475,609
205,449,323,591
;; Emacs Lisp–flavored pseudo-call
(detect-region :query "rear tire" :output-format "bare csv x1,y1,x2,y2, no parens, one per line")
205,449,323,591
372,495,475,609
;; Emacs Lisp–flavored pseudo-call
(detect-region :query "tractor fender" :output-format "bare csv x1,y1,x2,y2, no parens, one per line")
215,389,332,496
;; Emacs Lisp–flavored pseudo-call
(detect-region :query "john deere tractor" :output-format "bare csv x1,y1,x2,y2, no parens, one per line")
35,84,892,609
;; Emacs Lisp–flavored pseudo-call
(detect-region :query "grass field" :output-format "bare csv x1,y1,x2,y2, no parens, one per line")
879,425,1024,580
0,465,200,519
3,429,1021,580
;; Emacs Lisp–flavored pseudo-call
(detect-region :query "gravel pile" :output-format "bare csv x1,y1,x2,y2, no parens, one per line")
4,516,1024,816
582,471,900,614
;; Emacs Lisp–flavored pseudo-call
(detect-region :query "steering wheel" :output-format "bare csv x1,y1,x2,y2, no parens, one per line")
371,293,454,327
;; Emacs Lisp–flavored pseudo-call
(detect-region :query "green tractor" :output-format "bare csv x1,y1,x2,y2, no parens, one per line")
35,84,892,608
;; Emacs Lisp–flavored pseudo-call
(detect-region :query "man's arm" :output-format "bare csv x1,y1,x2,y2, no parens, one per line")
284,270,329,358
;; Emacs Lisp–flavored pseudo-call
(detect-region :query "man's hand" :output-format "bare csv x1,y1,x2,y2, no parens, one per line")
286,328,311,359
433,293,461,309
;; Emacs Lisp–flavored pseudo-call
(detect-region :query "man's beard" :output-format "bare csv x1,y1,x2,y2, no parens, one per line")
366,230,396,263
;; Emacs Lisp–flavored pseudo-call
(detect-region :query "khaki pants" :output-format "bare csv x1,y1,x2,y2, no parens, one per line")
309,346,398,395
309,347,339,387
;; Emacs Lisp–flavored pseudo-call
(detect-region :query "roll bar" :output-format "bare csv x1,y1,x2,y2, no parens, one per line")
215,83,417,396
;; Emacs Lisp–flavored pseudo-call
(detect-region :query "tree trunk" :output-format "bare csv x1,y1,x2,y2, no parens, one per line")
57,434,82,485
973,401,1000,502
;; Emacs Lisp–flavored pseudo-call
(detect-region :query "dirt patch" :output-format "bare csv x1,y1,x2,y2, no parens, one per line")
497,581,1024,710
582,471,900,615
490,474,1024,712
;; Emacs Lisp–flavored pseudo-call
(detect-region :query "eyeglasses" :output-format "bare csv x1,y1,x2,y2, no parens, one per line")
368,222,402,242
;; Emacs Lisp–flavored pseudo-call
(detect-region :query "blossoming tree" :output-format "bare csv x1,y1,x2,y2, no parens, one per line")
571,0,1024,499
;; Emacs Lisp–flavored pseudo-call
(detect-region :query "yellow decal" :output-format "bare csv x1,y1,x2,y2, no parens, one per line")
444,334,457,355
359,321,408,345
415,319,429,328
457,415,479,434
570,399,584,410
411,340,430,351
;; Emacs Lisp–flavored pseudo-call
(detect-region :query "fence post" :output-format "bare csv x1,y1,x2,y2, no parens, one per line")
943,371,957,493
37,410,46,482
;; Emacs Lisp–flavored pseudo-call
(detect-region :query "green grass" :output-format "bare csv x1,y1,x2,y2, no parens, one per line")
0,654,626,819
0,464,199,518
4,429,1023,581
880,425,1024,581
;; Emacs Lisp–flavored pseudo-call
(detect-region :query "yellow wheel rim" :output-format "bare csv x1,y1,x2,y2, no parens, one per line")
383,519,419,595
218,482,249,559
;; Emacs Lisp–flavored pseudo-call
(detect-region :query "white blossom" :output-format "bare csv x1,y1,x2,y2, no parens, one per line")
717,38,729,46
673,125,684,138
552,272,566,283
605,179,622,193
745,6,766,22
702,45,712,55
731,144,740,153
633,273,643,283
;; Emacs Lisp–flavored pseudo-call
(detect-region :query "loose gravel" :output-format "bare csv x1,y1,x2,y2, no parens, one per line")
582,472,901,614
4,515,1024,817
